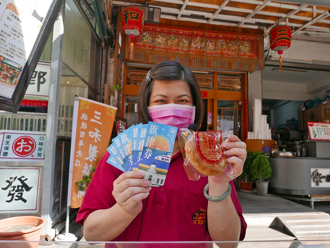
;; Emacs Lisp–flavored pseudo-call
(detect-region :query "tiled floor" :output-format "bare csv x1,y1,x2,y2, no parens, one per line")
237,190,330,243
38,190,330,247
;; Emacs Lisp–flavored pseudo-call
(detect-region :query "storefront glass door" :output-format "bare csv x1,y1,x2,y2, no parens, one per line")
217,100,242,138
124,95,138,126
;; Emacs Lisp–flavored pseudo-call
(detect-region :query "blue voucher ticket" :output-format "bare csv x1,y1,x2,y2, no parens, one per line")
133,122,177,187
132,124,148,170
106,122,177,188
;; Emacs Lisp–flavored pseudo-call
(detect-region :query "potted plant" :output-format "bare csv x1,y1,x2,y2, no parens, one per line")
250,154,272,195
239,151,261,191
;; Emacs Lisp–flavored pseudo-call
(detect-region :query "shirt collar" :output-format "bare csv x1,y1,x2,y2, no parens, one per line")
171,150,182,159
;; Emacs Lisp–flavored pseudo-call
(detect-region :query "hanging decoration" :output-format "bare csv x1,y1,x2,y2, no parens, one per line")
269,25,292,72
122,6,144,60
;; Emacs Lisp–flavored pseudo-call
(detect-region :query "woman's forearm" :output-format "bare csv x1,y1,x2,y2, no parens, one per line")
207,183,241,248
83,203,137,241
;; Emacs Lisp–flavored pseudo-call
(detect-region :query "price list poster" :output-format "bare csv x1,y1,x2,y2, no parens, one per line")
0,0,52,99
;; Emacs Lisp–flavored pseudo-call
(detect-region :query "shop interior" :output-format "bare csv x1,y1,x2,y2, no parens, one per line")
261,64,330,156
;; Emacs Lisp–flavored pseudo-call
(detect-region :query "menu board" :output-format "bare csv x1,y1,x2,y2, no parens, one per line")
0,0,64,112
308,122,330,141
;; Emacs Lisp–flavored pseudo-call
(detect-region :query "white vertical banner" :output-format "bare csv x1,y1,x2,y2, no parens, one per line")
67,98,79,207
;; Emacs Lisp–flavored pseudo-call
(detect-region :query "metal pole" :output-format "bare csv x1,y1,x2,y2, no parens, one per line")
65,206,70,234
55,96,78,241
41,1,65,240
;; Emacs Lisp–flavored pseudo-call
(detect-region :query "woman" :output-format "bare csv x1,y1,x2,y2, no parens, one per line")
76,60,247,244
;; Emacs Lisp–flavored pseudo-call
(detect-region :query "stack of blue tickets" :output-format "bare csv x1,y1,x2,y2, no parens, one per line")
107,122,178,187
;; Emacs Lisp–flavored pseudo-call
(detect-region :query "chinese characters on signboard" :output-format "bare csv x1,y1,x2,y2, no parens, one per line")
0,131,46,160
0,0,53,99
70,97,117,208
311,168,330,188
0,168,40,212
25,62,51,99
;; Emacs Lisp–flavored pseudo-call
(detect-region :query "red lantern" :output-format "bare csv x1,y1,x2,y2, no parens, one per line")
122,6,144,60
269,25,292,72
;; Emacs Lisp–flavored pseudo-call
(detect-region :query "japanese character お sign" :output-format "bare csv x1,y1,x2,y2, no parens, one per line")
0,131,46,160
0,167,40,212
12,136,36,157
70,97,117,208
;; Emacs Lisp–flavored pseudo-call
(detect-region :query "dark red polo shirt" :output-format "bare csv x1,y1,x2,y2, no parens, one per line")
76,151,247,243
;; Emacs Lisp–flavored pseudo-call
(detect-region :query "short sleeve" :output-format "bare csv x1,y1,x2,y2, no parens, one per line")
229,181,247,241
76,151,123,225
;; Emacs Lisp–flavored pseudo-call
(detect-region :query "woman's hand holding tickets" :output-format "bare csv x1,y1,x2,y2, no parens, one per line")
113,171,151,216
209,135,247,186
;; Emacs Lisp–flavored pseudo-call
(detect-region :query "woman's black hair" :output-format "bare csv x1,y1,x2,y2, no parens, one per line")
137,60,204,129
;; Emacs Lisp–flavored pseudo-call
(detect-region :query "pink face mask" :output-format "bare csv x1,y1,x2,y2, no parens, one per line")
148,104,196,132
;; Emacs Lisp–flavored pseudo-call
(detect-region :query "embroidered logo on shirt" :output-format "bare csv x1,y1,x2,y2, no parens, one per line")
192,208,206,226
